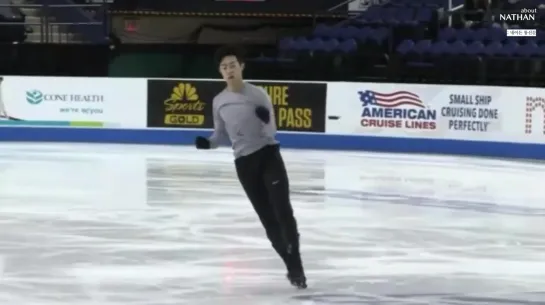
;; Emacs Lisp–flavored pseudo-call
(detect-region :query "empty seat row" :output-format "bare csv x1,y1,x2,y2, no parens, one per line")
313,25,390,42
397,39,545,56
353,0,463,9
386,0,464,7
355,7,434,24
279,38,358,53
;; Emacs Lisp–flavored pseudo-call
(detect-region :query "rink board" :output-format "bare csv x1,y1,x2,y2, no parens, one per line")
1,127,545,160
0,76,544,160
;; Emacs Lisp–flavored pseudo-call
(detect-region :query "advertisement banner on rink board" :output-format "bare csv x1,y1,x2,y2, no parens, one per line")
0,76,147,128
147,79,327,133
325,82,545,144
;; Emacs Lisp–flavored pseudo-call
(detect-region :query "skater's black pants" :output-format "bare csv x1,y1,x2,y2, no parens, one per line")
235,144,302,271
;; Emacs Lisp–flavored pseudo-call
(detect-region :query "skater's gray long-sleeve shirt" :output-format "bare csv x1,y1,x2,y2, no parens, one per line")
208,83,278,158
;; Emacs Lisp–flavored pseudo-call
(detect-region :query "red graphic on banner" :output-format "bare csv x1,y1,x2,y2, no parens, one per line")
525,96,545,134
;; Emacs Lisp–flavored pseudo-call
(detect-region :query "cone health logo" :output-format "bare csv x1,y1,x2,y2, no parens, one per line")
24,89,105,115
26,90,43,105
358,89,437,130
25,90,104,104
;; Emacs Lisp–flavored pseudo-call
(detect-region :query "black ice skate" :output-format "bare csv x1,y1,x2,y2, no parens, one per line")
287,271,307,289
284,242,307,289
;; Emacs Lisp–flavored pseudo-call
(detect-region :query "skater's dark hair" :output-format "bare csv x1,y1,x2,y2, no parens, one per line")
214,45,246,66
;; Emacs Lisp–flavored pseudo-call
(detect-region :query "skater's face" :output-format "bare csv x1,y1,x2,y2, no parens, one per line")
219,55,244,83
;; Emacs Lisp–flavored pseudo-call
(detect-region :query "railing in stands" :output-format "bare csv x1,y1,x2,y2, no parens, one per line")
44,3,108,43
0,2,108,44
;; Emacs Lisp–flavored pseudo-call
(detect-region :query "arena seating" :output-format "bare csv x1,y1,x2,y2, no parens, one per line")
0,0,27,43
275,0,545,86
394,24,545,83
109,0,343,14
354,6,435,24
385,0,464,8
33,0,107,43
279,26,388,53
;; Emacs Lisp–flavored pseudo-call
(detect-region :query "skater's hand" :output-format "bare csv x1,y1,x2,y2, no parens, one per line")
255,106,270,124
195,136,211,149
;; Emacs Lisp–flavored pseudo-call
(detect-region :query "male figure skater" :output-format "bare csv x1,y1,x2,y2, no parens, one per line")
194,45,306,289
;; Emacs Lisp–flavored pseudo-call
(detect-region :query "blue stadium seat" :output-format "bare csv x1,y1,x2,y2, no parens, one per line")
447,40,465,55
537,29,545,42
396,39,415,55
413,39,432,54
308,38,325,52
515,42,540,57
339,39,358,53
368,27,390,44
415,8,433,22
429,41,449,55
497,41,519,56
438,27,456,41
355,27,373,42
278,37,295,51
466,41,485,55
484,41,502,56
340,26,359,39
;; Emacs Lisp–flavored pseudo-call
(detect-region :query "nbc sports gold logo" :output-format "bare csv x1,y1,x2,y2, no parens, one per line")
163,83,205,126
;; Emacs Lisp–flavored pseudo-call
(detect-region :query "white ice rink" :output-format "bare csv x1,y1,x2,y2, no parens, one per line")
0,143,545,305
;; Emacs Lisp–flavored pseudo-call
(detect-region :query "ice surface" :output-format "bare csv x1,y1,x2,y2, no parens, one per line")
0,143,544,305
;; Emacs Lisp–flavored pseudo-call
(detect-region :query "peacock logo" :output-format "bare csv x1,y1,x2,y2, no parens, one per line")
163,83,205,126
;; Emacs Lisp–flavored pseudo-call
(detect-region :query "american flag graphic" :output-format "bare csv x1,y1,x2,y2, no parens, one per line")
358,90,425,108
